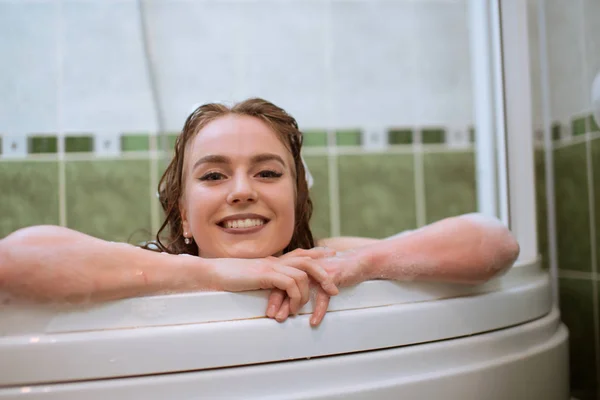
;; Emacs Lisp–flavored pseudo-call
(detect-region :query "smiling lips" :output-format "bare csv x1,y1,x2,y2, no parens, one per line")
217,215,269,234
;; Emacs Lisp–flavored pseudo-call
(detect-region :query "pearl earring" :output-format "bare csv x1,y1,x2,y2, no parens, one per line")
184,233,191,245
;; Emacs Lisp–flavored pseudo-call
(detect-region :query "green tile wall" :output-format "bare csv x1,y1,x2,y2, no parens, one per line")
593,138,600,273
423,152,476,224
589,115,599,132
572,116,588,136
534,149,549,269
304,155,331,240
153,157,171,243
559,278,598,399
554,143,592,272
337,153,416,238
0,161,60,238
65,159,152,243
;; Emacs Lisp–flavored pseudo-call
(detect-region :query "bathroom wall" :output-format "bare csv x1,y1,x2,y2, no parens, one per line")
529,0,600,397
0,0,478,243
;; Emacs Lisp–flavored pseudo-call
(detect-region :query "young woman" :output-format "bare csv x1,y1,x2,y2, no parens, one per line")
0,98,520,327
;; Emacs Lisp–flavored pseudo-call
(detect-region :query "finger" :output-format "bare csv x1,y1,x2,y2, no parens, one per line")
267,289,285,318
275,297,291,322
286,258,339,296
310,288,331,327
264,273,302,314
274,265,310,314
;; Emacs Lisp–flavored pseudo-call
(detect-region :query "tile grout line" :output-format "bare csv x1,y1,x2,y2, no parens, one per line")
558,269,600,280
149,135,159,237
586,135,600,387
55,0,66,228
413,131,426,228
552,132,594,150
58,140,67,228
327,134,341,238
323,0,340,239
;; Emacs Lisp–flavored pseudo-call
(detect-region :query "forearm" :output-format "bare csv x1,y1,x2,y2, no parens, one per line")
0,226,216,303
354,214,520,284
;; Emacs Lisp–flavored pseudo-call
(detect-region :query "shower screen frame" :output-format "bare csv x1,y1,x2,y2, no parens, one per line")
470,0,538,265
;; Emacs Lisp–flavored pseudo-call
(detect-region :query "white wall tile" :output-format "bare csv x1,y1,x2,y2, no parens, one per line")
0,2,59,133
1,0,480,136
61,0,155,133
411,1,472,126
545,0,588,121
331,0,418,127
143,0,243,130
527,0,543,130
583,0,600,104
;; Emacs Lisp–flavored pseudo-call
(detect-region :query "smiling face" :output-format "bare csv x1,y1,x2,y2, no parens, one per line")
179,114,297,258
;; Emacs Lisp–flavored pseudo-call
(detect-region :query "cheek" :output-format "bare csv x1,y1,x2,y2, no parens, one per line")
276,182,297,232
184,185,219,224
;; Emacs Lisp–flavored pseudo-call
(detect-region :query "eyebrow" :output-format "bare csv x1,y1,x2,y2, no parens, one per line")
192,153,287,171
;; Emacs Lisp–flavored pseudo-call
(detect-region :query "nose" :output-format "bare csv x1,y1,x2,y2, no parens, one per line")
226,174,258,205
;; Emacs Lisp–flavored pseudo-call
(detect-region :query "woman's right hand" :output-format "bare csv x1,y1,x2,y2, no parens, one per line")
208,255,339,315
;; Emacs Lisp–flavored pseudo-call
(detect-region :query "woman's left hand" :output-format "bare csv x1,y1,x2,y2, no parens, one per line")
267,249,369,326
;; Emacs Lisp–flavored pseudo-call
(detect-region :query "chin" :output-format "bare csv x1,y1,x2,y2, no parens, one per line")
225,245,282,259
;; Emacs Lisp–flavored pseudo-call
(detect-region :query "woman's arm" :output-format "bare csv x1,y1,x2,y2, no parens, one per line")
0,226,338,308
269,214,520,326
316,236,380,252
332,213,520,286
0,225,215,303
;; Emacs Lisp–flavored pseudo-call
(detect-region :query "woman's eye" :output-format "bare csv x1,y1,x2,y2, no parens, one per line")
199,172,225,181
257,170,283,179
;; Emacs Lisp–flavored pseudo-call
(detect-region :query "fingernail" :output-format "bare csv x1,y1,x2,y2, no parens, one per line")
267,305,276,318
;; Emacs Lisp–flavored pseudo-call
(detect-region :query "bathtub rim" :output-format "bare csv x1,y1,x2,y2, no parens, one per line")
0,257,554,387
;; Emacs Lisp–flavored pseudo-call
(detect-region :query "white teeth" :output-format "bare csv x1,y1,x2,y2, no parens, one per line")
224,218,265,229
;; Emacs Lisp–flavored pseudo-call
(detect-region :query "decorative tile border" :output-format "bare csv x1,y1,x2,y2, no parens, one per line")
421,128,445,144
388,128,413,145
1,135,27,158
534,112,600,150
65,135,94,153
335,129,362,146
572,116,588,136
0,124,480,160
121,134,150,151
303,130,328,147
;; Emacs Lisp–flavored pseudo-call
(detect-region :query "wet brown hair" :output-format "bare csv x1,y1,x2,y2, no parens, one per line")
146,98,315,255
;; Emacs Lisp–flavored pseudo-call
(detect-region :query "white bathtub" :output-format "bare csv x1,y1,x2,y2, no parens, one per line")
0,258,569,399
